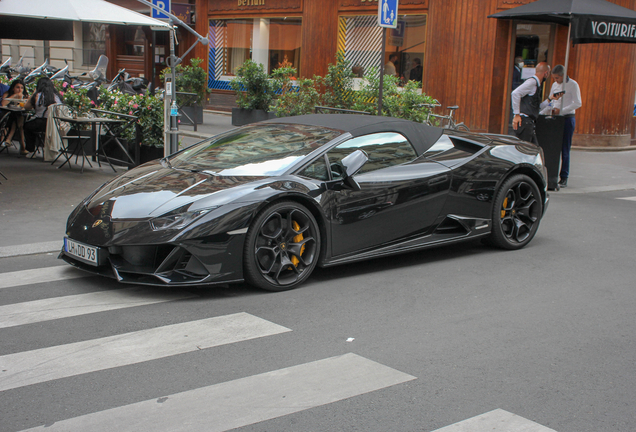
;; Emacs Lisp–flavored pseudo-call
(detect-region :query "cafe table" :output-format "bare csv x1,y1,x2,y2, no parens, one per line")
52,115,131,173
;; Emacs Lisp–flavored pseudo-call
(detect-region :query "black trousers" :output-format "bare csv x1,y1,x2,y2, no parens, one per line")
513,116,538,145
23,117,47,152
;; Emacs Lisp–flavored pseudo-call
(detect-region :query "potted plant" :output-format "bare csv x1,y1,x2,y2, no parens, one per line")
160,58,209,125
230,60,277,126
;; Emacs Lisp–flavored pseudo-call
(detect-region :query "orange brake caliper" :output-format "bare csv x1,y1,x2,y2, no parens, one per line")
501,197,508,219
291,221,305,267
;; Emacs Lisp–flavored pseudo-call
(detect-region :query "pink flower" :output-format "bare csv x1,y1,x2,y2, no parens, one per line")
132,104,138,109
128,101,133,106
129,110,133,115
62,82,68,88
147,106,152,110
90,100,96,106
70,85,74,89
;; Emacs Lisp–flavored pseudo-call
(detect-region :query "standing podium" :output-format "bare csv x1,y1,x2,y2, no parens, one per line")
535,115,565,191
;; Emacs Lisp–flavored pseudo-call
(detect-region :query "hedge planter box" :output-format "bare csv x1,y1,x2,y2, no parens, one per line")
231,108,277,126
140,145,164,164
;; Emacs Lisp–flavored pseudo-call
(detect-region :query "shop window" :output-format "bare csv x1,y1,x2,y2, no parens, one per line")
123,26,146,57
82,23,106,66
208,17,302,90
338,15,426,84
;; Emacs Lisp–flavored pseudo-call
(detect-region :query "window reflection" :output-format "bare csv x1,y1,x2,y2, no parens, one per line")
170,125,341,176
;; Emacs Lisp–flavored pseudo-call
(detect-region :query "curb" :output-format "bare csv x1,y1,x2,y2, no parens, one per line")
573,145,636,152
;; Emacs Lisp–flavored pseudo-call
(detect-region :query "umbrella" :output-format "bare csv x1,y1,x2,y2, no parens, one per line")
489,0,636,108
0,0,169,40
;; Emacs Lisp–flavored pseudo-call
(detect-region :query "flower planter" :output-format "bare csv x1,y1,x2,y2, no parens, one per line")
231,108,277,126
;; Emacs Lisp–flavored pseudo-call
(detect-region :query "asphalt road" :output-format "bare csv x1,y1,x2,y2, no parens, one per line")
1,142,635,432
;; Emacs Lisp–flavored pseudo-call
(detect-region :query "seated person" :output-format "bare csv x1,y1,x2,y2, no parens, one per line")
23,77,61,154
1,79,28,154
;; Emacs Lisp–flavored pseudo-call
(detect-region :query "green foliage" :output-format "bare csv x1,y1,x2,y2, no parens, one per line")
160,57,210,106
97,87,164,147
230,60,274,111
269,67,321,117
319,52,356,110
59,85,94,118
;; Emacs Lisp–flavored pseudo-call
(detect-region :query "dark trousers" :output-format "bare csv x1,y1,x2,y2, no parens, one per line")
23,117,47,152
513,116,538,145
560,117,575,180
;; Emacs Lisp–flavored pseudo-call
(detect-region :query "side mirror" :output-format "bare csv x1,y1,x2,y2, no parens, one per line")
340,149,368,191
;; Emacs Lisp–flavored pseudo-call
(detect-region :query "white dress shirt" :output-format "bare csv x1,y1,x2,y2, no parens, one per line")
511,76,540,116
539,78,582,116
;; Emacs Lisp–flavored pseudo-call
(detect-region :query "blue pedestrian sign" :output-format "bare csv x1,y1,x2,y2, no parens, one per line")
378,0,399,29
151,0,170,20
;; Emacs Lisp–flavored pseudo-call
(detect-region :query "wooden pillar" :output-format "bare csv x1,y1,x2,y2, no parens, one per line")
300,0,339,78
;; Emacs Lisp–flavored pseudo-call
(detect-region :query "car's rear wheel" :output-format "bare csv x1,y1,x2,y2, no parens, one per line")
244,201,320,291
487,174,542,250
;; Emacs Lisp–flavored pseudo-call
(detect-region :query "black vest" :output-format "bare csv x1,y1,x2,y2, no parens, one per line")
520,76,542,120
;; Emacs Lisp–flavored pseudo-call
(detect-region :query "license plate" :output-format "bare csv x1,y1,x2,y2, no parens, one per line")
64,238,99,266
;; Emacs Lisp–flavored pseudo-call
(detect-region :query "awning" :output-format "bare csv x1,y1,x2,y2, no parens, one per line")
0,0,170,40
488,0,636,44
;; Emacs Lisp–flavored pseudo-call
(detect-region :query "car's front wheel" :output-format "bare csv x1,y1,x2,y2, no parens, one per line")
244,201,320,291
487,174,543,250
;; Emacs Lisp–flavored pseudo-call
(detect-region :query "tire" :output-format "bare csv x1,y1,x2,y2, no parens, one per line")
456,123,470,132
243,201,321,291
487,174,543,250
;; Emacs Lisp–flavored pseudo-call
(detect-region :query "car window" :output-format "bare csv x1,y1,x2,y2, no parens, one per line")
327,132,417,179
169,124,341,176
299,156,330,181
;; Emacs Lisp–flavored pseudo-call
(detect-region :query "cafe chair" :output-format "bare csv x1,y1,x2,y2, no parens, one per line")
0,111,16,154
44,104,70,162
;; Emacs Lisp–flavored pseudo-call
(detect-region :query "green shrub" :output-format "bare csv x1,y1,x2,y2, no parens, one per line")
230,60,274,111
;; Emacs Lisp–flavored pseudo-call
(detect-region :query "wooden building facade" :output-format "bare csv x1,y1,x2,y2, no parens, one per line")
190,0,636,147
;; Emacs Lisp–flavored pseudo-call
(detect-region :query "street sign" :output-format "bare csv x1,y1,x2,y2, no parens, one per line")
151,0,170,20
378,0,399,29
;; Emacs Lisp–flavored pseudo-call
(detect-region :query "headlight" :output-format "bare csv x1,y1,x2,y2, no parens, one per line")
150,206,218,231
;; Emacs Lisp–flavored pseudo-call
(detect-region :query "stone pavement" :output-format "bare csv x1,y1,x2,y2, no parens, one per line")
1,110,635,250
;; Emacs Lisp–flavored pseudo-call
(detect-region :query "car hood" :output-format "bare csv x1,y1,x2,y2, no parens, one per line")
86,162,269,220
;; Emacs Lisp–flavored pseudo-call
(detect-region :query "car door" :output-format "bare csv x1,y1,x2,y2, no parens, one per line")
324,132,452,257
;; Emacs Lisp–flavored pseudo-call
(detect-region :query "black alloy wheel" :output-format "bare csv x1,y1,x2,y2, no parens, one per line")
487,174,542,250
244,201,320,291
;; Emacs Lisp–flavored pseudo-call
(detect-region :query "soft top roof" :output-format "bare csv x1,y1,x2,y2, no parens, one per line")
262,114,444,156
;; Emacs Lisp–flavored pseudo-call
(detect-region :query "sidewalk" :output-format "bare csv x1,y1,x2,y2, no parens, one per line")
1,111,635,250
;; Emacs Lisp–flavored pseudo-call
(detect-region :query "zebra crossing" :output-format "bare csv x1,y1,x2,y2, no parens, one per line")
1,246,559,432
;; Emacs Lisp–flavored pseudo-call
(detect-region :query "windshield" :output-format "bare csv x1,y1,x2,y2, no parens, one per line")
169,124,342,176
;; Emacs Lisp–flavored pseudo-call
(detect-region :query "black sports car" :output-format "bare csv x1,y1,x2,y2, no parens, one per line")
61,114,548,291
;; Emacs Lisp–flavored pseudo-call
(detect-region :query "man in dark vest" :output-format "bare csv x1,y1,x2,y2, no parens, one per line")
511,62,551,144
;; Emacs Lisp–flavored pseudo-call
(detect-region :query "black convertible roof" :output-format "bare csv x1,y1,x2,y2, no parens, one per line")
263,114,444,156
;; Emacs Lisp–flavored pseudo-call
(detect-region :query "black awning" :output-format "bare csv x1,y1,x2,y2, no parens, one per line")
488,0,636,44
0,17,74,41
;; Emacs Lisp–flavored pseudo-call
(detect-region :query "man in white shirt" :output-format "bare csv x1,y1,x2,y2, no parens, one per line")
385,54,398,77
511,62,551,145
538,64,582,187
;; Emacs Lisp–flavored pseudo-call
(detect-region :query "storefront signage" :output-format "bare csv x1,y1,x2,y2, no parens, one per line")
209,0,300,13
237,0,265,5
574,16,636,44
496,0,533,9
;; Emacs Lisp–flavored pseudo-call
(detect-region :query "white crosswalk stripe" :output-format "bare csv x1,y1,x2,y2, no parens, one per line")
0,312,291,392
617,196,636,201
0,265,89,290
0,287,196,329
17,353,416,432
431,409,557,431
0,240,62,258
